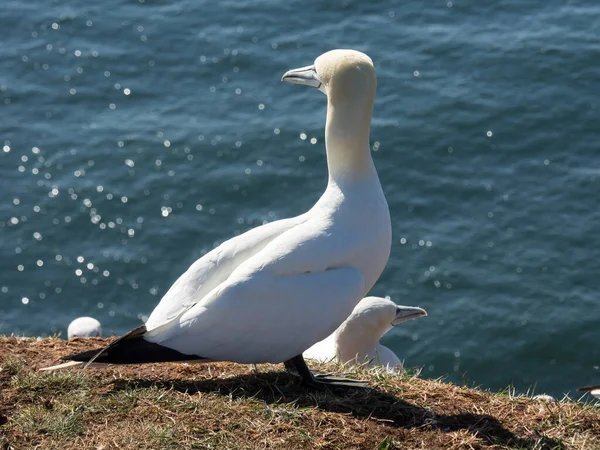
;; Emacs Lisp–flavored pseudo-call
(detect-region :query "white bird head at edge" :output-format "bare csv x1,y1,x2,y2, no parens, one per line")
67,316,102,340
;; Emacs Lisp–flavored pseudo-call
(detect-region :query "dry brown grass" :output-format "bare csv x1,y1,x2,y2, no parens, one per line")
0,336,599,450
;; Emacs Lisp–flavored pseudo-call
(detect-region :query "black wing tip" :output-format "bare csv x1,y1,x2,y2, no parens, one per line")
577,385,600,392
59,324,207,365
61,349,99,362
60,325,149,362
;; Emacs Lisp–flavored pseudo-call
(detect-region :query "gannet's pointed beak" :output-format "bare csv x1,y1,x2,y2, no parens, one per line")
281,65,326,94
391,306,427,326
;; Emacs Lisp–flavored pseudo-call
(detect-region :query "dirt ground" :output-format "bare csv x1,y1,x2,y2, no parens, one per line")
1,336,599,449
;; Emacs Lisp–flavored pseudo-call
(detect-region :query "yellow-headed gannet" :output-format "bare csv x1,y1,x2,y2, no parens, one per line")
42,49,391,388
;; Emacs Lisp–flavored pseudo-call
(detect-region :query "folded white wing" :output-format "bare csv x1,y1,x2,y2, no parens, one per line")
144,214,368,363
150,265,365,363
145,215,306,331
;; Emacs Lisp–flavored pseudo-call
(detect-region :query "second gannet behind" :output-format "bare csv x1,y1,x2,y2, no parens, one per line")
304,297,427,371
42,49,391,388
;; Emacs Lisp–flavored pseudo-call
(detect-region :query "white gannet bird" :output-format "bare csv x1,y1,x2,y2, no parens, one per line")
304,297,426,371
577,385,600,400
43,49,391,388
67,317,102,339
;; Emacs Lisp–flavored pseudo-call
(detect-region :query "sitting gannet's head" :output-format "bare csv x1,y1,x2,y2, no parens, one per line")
334,297,427,364
348,297,427,332
282,49,376,104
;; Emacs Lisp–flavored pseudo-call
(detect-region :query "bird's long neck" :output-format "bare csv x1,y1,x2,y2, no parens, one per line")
335,320,387,364
325,97,375,186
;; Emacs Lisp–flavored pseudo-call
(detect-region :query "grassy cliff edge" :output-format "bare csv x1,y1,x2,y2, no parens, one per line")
0,336,599,450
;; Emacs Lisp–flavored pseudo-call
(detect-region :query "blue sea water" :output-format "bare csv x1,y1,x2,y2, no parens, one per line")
1,0,599,399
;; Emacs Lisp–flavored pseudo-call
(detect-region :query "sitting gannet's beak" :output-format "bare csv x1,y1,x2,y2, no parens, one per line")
281,65,326,94
391,306,428,326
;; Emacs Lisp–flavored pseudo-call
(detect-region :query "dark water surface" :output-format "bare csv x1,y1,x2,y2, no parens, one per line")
1,0,599,398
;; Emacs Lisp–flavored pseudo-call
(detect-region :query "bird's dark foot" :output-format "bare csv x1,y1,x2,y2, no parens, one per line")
306,373,369,389
284,355,368,389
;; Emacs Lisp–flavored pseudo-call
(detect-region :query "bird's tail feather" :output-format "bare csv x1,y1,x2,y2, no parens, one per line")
577,385,600,392
56,325,207,366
